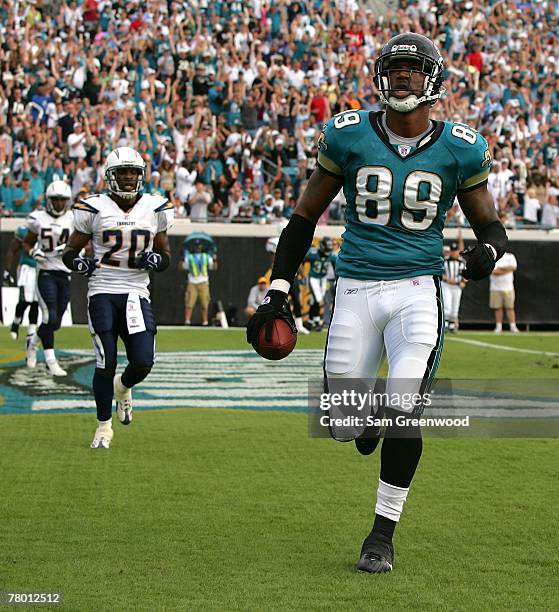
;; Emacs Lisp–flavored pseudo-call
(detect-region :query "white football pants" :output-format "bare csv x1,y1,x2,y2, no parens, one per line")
324,276,444,440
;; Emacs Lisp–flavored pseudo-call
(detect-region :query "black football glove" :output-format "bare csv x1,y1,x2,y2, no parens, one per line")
246,289,297,345
461,243,496,281
72,256,98,277
2,270,15,286
136,250,163,271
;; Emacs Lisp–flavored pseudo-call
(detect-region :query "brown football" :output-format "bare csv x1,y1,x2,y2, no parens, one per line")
254,319,297,360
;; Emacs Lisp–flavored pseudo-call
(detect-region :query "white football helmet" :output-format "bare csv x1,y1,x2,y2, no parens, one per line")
104,147,146,200
45,180,72,217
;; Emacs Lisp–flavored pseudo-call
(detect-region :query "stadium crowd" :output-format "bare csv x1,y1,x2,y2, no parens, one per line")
0,0,558,227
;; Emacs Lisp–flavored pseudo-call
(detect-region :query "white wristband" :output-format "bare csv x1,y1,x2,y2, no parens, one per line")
270,279,291,294
484,244,497,261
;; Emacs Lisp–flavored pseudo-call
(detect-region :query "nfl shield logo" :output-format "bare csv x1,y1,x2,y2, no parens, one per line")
398,145,412,157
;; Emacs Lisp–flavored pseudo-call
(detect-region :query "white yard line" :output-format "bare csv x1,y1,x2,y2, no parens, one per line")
446,337,559,357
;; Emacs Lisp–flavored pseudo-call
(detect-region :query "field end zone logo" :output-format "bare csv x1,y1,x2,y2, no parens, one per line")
2,351,556,419
0,350,323,415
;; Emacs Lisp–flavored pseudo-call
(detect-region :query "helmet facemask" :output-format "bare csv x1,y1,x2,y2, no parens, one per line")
375,52,445,113
46,196,70,217
106,165,145,200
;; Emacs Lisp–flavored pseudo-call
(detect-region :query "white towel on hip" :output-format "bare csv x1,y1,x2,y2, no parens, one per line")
126,292,146,335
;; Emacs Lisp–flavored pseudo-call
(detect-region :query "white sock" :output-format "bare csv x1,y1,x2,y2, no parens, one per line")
495,323,502,331
115,374,130,391
44,348,56,363
375,479,410,523
510,323,518,331
98,418,112,430
27,324,37,335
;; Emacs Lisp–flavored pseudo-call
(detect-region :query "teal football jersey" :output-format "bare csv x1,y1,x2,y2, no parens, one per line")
317,110,491,280
307,248,337,278
15,225,37,268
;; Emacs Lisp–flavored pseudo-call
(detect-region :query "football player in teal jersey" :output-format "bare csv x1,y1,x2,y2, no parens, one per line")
305,237,337,330
2,225,39,343
247,33,508,574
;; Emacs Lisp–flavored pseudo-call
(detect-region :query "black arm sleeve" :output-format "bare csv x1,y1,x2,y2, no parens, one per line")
475,220,508,260
62,248,79,271
271,213,316,283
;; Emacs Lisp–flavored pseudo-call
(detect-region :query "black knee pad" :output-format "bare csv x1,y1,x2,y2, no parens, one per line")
95,366,117,379
130,364,153,377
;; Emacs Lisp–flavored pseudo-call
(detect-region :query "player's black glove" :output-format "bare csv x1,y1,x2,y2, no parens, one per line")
72,256,98,277
461,243,496,281
246,289,297,344
136,250,163,271
2,270,15,286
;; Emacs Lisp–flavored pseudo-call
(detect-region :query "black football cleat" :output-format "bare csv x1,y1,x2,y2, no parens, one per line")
357,534,394,574
354,424,382,456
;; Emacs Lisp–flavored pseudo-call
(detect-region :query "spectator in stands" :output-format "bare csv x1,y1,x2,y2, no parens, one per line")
0,0,557,227
245,277,269,319
490,252,519,334
11,176,36,215
189,181,212,223
541,191,559,228
67,122,90,161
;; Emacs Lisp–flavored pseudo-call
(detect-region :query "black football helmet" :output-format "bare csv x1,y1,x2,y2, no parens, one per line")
374,33,445,113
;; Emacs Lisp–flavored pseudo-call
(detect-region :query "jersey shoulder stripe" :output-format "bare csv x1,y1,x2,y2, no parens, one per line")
73,199,100,214
153,199,172,213
317,156,343,177
459,170,490,192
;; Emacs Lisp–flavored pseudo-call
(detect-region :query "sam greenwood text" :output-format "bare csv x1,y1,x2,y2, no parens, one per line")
319,415,471,428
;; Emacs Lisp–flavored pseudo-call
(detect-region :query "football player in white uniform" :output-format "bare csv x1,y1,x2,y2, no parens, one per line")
22,180,74,375
62,147,174,450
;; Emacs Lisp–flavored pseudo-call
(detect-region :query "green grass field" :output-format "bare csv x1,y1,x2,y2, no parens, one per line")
1,328,558,611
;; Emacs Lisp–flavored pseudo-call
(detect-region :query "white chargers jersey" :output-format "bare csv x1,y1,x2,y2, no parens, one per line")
72,192,174,299
27,209,74,273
